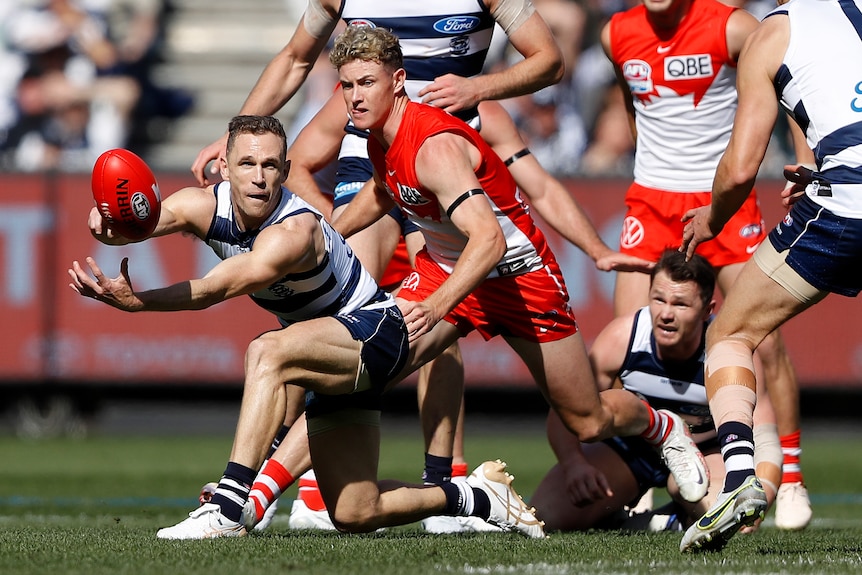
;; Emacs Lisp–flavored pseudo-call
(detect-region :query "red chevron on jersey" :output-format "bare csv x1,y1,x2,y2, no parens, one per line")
608,0,740,191
610,0,735,108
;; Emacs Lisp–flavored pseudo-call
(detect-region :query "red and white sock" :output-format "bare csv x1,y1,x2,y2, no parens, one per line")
780,429,804,485
297,470,327,511
451,462,469,483
640,402,672,446
247,459,295,522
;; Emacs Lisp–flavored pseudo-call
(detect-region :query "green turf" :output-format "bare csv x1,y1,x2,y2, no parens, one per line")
1,420,861,575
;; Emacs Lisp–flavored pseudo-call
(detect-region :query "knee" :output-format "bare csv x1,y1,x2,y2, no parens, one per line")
329,503,378,533
754,330,790,365
557,410,604,443
244,333,285,381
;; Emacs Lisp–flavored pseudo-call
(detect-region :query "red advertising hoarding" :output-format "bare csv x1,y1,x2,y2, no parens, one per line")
1,173,860,388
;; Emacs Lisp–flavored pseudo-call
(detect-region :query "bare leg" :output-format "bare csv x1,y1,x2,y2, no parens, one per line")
416,342,464,469
531,442,639,531
310,421,449,531
505,333,649,441
613,270,652,318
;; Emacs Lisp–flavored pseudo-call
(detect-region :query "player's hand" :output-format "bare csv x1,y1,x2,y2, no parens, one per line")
68,256,141,311
680,205,718,261
88,206,131,245
562,462,613,507
781,163,814,209
594,251,655,274
417,74,479,114
191,135,228,186
395,298,441,343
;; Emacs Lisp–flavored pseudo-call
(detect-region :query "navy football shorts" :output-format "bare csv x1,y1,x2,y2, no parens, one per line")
305,300,408,419
768,195,862,297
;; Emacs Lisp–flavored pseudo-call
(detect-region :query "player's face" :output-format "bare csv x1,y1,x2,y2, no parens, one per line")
648,270,713,361
222,131,288,229
338,59,404,131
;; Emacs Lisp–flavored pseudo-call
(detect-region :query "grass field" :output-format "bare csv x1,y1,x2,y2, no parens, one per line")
1,411,861,575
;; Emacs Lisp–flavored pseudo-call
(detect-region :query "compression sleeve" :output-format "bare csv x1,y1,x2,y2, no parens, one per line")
491,0,536,35
303,0,337,38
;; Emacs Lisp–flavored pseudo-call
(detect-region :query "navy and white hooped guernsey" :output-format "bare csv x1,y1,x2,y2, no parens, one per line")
618,307,714,439
205,182,390,326
769,0,862,219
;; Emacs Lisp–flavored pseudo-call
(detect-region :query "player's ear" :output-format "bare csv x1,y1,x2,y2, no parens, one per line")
283,159,291,181
393,67,406,94
219,155,229,180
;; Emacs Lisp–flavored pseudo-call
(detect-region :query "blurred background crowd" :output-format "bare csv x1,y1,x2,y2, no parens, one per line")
0,0,795,177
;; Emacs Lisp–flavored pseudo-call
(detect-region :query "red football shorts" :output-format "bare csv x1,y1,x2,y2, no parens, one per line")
398,249,578,343
618,183,766,268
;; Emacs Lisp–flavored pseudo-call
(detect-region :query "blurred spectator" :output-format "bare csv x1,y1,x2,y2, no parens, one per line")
0,3,28,153
93,0,194,153
0,0,192,172
511,84,588,177
500,0,590,176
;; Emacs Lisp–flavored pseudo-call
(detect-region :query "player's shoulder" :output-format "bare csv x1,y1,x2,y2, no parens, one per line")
593,313,638,355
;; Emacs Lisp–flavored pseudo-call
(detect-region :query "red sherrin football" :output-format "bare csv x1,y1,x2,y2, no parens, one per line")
91,148,161,240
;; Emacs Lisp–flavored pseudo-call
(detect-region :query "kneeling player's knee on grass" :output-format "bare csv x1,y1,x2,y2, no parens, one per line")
330,504,378,533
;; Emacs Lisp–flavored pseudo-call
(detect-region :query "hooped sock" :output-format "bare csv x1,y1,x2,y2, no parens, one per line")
780,429,804,484
247,459,295,521
718,421,755,493
210,462,257,522
439,481,491,519
640,402,672,446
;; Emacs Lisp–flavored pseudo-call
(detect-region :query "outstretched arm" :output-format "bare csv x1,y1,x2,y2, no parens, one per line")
70,213,320,312
477,101,652,273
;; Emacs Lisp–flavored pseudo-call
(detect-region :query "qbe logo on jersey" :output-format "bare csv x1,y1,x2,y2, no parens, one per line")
664,53,713,80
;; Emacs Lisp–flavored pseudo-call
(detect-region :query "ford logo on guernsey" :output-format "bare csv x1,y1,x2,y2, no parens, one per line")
433,16,480,34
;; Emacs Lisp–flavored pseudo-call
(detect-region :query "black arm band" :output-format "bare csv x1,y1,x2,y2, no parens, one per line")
503,148,531,167
446,189,486,219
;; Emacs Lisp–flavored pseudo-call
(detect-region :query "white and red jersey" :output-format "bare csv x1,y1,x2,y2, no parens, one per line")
368,101,556,278
609,0,738,192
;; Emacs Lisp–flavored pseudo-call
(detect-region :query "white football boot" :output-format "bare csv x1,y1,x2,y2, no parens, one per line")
655,410,709,503
287,498,338,531
466,460,545,538
156,503,246,540
774,482,813,530
242,494,280,531
421,514,504,533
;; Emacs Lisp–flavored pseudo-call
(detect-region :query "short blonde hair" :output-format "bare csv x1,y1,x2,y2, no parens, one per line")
329,25,403,71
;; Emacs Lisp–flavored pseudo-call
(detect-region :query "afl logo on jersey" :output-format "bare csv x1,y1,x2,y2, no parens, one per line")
434,16,481,34
347,19,376,28
622,60,653,94
620,216,645,249
664,54,713,80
